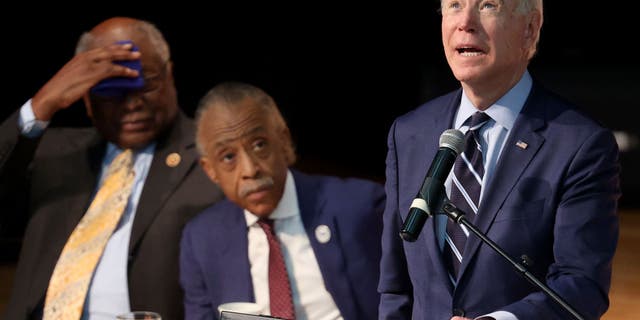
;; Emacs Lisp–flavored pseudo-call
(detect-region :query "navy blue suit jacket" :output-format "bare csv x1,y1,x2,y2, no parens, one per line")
378,83,620,319
180,170,385,320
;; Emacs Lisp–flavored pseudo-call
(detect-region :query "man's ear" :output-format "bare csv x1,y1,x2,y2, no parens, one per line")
280,127,296,165
199,157,219,183
524,11,542,48
165,60,175,84
83,94,93,118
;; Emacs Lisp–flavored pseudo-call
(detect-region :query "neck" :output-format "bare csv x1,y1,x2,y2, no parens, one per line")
461,67,527,110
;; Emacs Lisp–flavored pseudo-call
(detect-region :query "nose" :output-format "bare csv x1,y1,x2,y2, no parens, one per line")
239,149,260,179
457,7,478,32
123,91,144,110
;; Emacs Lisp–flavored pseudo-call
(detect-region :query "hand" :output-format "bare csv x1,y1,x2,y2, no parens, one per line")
31,42,140,121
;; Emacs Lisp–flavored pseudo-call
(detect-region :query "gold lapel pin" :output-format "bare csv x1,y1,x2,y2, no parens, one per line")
166,152,181,167
516,140,528,149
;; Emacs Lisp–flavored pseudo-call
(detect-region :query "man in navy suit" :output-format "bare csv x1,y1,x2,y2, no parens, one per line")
378,1,620,319
180,82,385,320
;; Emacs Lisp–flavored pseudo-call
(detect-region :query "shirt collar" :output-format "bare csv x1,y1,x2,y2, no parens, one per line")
244,170,298,227
456,70,532,131
105,142,155,162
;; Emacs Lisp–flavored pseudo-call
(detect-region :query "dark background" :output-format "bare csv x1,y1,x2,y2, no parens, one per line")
2,3,638,212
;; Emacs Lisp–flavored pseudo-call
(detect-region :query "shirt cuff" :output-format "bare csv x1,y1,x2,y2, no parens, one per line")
18,99,49,138
476,310,518,320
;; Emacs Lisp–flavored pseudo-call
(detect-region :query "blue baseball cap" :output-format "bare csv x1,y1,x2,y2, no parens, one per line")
90,40,145,97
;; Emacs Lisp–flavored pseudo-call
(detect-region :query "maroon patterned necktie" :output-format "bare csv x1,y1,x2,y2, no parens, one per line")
257,218,295,319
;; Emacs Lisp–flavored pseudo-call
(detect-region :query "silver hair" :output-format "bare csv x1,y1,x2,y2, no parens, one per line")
515,0,544,59
195,82,291,158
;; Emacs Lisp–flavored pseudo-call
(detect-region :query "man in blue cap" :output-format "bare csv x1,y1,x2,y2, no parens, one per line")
0,17,223,320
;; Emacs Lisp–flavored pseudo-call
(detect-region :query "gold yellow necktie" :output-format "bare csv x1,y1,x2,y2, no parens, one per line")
43,149,135,320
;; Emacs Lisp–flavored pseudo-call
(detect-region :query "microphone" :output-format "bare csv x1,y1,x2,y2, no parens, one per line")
399,129,464,242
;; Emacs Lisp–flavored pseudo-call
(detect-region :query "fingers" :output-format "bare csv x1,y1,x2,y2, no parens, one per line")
31,43,143,120
105,42,141,64
91,43,141,78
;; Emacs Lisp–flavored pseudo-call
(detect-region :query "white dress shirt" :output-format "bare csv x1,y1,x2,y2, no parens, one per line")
244,170,343,320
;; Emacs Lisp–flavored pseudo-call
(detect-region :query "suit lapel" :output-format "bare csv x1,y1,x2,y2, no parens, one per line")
458,85,546,280
61,130,104,244
34,129,104,307
415,91,461,293
294,171,358,320
218,204,255,301
129,112,198,251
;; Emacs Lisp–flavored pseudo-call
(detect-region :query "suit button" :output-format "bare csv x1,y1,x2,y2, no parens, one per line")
452,308,465,317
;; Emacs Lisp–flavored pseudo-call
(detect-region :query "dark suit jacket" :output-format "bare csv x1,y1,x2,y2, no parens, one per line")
180,170,385,320
0,109,224,320
378,83,621,319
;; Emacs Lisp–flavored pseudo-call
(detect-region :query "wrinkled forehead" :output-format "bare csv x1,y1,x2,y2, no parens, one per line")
212,103,271,130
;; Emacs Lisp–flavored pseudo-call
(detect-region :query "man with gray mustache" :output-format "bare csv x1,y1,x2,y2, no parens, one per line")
179,82,385,320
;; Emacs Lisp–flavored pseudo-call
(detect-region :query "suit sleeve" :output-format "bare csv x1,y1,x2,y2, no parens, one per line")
0,109,40,241
180,222,217,320
378,120,413,319
502,127,620,319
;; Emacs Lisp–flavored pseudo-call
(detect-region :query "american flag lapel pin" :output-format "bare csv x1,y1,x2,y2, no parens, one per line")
516,140,528,149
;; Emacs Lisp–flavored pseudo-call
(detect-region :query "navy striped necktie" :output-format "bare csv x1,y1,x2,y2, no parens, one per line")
442,111,491,281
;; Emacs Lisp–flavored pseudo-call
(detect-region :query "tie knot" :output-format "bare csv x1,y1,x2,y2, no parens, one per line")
106,149,134,175
257,218,276,234
467,112,491,131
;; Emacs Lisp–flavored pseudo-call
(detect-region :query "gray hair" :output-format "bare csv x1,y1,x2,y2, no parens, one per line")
516,0,543,59
75,19,170,62
195,82,292,159
515,0,543,15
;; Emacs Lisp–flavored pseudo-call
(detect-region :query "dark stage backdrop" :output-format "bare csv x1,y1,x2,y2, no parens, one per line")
3,3,637,208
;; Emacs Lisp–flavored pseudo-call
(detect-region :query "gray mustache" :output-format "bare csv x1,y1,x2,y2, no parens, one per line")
239,176,275,198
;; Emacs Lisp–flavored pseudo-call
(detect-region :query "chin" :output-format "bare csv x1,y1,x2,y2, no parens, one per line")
117,133,156,149
247,203,277,218
451,67,485,83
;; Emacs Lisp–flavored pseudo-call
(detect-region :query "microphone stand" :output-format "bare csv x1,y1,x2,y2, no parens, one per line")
441,202,585,320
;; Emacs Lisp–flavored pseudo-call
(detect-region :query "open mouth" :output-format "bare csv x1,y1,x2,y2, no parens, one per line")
456,47,485,56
